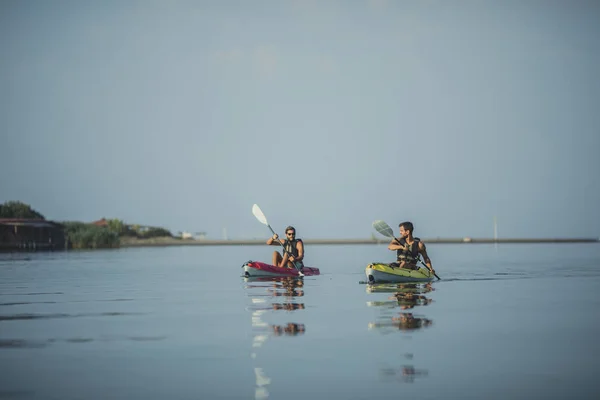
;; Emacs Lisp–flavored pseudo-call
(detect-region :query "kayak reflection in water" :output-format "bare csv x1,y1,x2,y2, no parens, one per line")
271,323,305,336
266,226,305,269
366,282,434,295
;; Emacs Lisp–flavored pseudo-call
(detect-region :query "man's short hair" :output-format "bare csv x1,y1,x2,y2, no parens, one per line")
399,222,414,233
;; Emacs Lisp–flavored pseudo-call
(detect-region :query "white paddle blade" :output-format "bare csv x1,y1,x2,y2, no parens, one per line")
372,220,395,238
252,204,269,225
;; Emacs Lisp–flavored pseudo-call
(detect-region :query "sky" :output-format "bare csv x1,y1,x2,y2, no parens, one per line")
1,0,599,240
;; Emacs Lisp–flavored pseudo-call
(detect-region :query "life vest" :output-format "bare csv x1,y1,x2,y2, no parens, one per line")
396,237,421,264
283,238,302,258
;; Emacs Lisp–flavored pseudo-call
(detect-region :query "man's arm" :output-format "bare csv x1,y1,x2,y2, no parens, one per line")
290,240,304,262
419,242,435,273
388,238,405,251
266,234,284,246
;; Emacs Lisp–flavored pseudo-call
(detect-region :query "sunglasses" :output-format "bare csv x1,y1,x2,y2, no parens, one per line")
286,232,295,236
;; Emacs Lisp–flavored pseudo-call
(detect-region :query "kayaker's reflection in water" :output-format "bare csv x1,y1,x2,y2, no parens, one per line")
380,365,429,383
265,226,305,269
367,283,433,310
269,279,305,335
392,313,433,330
367,283,433,332
369,313,432,331
388,292,433,310
271,323,305,336
272,303,305,311
268,277,304,297
247,302,305,311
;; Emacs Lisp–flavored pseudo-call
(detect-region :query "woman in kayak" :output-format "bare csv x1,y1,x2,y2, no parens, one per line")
266,225,304,269
388,221,436,275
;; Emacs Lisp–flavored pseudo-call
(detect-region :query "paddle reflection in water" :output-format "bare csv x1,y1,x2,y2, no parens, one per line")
366,283,434,384
244,276,307,400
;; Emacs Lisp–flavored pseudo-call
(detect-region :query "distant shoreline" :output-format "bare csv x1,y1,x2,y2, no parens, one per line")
2,236,598,253
119,237,600,247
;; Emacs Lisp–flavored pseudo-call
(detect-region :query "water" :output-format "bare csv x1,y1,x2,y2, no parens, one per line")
1,243,599,399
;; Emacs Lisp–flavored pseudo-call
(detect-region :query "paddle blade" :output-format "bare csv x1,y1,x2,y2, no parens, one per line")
252,204,269,226
372,220,395,238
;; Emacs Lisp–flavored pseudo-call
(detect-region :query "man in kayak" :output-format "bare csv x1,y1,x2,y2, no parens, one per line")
267,225,305,270
388,221,436,275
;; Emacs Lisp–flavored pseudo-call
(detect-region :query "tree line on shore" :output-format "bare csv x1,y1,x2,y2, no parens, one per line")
0,201,173,249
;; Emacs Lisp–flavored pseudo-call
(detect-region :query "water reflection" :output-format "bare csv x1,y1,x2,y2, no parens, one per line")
0,335,167,349
247,302,306,311
368,313,433,331
271,322,306,336
380,365,429,383
367,292,433,311
244,276,307,399
245,276,305,298
366,282,434,295
366,283,434,383
366,283,434,333
0,311,145,321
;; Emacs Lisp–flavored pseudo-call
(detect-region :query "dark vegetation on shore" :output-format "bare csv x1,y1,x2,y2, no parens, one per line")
0,201,174,250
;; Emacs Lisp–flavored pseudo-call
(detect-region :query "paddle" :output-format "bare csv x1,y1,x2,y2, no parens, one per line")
372,220,441,280
252,204,304,275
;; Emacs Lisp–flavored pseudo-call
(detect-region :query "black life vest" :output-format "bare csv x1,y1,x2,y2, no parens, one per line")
283,238,302,258
396,237,421,263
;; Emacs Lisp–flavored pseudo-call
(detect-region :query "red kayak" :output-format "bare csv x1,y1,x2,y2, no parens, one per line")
242,261,320,277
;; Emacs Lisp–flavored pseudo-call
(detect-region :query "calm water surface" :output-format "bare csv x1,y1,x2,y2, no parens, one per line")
1,243,599,399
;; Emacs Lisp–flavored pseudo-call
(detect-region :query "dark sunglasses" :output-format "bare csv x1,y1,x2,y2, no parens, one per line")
286,232,295,236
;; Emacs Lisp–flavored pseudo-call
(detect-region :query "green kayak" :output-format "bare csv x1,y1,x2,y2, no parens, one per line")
366,263,435,283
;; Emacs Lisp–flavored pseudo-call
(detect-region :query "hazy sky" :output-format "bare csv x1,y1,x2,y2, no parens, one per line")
1,0,599,239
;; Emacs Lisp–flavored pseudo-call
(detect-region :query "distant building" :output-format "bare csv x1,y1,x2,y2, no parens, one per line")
0,219,67,251
91,218,109,227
